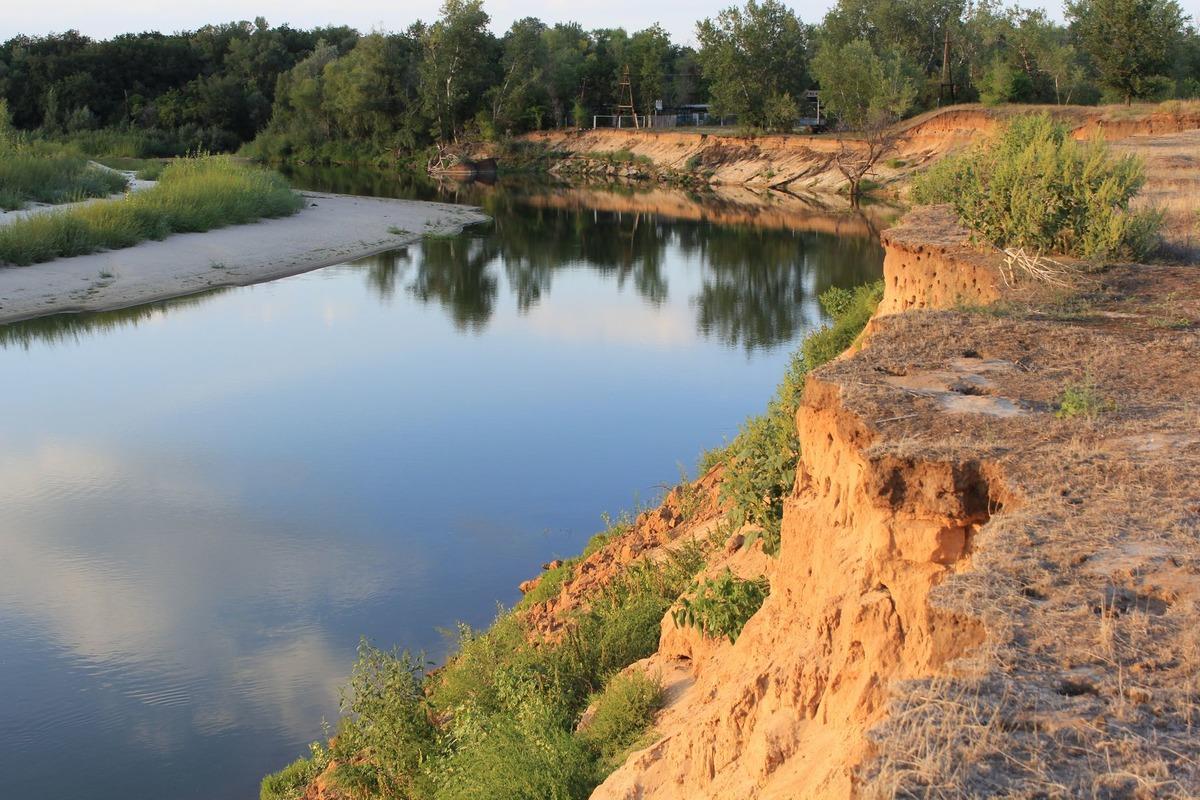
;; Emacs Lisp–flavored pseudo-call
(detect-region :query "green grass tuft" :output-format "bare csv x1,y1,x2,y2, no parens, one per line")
579,671,664,770
1056,379,1117,419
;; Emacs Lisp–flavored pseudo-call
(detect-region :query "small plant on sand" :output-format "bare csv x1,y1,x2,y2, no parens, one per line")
0,138,128,211
673,569,770,643
1056,378,1117,419
912,113,1161,262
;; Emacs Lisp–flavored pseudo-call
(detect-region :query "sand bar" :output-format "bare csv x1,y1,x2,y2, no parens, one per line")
0,191,489,325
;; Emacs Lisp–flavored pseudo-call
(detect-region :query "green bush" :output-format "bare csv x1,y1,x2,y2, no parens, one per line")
0,156,302,265
1056,379,1117,419
912,113,1161,261
672,569,770,643
579,671,664,770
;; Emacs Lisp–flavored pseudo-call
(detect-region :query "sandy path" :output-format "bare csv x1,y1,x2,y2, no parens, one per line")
0,191,488,325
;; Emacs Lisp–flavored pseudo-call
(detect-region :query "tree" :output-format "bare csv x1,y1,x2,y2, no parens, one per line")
626,25,673,118
418,0,495,142
1067,0,1186,103
696,0,809,130
487,18,549,134
811,39,918,129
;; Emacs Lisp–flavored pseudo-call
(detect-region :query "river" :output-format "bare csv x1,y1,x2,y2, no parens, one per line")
0,174,884,799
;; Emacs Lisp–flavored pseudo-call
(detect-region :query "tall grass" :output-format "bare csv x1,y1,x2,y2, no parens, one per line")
0,157,303,266
0,140,128,211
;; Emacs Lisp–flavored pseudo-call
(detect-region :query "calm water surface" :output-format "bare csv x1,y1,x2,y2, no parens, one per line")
0,175,882,799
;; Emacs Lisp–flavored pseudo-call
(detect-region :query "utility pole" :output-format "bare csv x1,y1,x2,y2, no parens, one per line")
938,27,956,107
615,66,639,129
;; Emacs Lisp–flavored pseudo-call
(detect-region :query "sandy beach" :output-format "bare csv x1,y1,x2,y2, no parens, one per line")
0,191,489,325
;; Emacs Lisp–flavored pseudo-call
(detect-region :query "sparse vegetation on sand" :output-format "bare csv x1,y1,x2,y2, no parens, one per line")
911,113,1162,261
0,140,128,212
0,157,302,266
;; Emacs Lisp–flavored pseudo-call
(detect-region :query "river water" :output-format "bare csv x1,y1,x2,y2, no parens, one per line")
0,174,883,799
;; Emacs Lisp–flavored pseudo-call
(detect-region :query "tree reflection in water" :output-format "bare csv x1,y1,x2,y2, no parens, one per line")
352,180,884,351
0,176,885,353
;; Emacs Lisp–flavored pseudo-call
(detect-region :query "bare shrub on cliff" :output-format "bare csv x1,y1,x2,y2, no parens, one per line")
833,119,899,201
911,113,1162,261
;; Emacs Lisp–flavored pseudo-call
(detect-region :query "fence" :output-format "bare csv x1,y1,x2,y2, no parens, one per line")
591,113,737,129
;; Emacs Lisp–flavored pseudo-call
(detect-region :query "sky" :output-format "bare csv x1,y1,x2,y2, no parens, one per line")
0,0,846,47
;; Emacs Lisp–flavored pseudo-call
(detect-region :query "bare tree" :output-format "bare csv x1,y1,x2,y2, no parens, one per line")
833,111,898,202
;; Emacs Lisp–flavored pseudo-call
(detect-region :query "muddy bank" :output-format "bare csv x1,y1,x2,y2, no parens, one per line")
0,192,488,325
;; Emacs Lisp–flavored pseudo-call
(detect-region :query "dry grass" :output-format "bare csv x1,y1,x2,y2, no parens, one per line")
828,261,1200,797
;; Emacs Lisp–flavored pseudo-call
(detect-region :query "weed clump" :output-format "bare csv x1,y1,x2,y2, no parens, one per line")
1056,379,1117,419
912,113,1161,262
673,569,770,643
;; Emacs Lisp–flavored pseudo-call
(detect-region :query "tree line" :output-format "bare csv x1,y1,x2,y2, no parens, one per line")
1,0,1196,161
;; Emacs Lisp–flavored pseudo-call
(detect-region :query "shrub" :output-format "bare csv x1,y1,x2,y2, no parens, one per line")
1056,379,1117,419
0,156,302,265
330,641,438,800
912,113,1161,261
579,671,664,770
672,569,770,642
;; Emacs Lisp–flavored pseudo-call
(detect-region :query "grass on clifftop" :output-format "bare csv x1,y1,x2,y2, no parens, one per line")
911,113,1161,262
0,156,302,266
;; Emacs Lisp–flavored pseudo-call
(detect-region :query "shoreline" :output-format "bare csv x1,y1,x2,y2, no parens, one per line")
0,191,489,326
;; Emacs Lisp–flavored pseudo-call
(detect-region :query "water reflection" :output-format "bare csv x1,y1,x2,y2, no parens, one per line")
0,179,883,353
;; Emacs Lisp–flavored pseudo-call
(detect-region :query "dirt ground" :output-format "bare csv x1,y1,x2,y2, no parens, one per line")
838,259,1200,797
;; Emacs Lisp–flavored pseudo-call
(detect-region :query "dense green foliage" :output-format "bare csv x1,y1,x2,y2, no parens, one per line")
695,0,810,131
911,113,1161,260
716,281,883,554
4,0,1195,163
0,156,302,265
673,569,770,642
1067,0,1188,103
810,40,920,130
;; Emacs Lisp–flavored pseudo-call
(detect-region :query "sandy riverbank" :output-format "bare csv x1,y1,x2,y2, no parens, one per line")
0,191,488,325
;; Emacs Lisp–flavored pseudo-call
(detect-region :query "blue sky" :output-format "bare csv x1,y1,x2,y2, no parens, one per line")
5,0,837,47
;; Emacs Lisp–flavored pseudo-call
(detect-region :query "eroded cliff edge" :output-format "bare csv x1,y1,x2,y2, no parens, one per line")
573,204,1200,798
